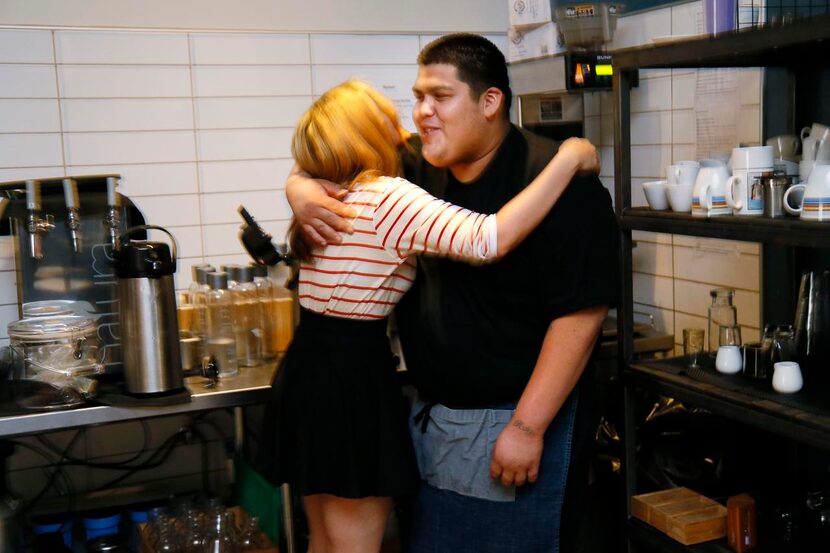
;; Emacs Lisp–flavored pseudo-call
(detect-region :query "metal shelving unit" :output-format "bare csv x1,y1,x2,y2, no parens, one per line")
612,16,830,552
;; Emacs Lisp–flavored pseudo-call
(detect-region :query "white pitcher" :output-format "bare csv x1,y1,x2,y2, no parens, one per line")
784,163,830,221
692,159,732,217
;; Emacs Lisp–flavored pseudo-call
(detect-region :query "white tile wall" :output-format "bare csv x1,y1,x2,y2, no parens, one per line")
310,34,421,64
0,65,59,97
0,100,61,133
0,29,54,63
58,65,193,98
191,65,313,96
55,31,191,64
190,33,311,65
61,98,195,132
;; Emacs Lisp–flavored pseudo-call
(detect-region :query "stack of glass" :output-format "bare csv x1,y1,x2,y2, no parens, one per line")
142,500,267,552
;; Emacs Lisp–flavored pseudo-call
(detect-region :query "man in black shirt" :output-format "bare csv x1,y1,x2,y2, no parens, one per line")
287,34,618,553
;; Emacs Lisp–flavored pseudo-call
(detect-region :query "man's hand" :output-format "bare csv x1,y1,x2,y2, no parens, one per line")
489,417,544,487
285,167,355,246
557,137,601,175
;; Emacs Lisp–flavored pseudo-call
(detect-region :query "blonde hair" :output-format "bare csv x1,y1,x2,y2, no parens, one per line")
289,80,410,260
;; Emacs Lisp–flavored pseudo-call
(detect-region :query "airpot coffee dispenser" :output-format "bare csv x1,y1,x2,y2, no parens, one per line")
115,225,183,395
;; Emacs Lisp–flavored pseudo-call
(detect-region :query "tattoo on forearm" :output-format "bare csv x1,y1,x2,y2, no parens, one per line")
512,419,534,435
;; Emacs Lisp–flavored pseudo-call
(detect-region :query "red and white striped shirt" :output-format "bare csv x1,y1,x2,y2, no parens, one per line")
299,176,498,319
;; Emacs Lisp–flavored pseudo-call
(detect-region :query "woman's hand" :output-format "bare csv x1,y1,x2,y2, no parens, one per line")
557,137,601,175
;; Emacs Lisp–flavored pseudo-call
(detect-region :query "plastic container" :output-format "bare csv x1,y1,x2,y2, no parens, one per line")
83,510,122,541
232,266,263,368
704,0,736,35
251,263,277,361
31,514,73,549
206,272,239,377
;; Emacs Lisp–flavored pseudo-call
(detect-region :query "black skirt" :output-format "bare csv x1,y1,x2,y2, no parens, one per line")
256,308,418,498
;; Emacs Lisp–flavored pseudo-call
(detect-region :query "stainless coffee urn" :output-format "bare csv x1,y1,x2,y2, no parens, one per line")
116,226,184,395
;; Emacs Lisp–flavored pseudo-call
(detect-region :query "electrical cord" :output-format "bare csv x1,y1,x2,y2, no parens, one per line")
35,419,152,468
11,411,234,511
92,412,225,491
16,429,81,515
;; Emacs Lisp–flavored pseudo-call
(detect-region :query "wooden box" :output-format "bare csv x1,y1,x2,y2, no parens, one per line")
139,505,278,553
666,504,728,545
630,487,697,527
631,487,727,545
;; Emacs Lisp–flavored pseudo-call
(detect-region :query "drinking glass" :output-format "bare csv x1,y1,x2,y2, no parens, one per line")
683,328,705,368
719,324,742,347
716,324,743,374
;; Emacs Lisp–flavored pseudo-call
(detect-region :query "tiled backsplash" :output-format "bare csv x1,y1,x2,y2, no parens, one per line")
586,0,763,350
0,28,506,345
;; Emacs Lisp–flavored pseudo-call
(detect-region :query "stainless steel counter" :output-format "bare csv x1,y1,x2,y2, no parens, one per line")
0,363,276,439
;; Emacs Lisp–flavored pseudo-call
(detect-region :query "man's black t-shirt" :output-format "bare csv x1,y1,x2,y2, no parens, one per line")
396,125,619,407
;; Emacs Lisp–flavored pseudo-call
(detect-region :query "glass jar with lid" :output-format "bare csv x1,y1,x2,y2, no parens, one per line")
8,315,105,381
708,288,738,355
22,299,85,318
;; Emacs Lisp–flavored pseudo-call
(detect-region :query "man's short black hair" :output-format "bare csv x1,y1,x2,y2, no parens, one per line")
418,33,512,118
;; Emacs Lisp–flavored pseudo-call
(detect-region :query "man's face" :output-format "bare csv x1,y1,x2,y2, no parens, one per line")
412,63,489,169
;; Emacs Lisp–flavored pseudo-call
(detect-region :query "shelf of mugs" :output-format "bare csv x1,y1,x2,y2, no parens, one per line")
619,207,830,248
625,356,830,451
612,14,830,71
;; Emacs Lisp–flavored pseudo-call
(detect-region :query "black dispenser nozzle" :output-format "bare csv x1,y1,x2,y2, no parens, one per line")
237,205,286,266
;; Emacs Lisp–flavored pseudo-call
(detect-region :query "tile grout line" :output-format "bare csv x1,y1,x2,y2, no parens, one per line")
50,30,68,173
186,32,207,262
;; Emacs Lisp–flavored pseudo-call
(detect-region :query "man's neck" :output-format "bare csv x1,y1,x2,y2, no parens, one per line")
450,122,511,183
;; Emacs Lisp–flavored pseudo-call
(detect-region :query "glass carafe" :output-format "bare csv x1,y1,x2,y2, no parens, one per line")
708,288,737,355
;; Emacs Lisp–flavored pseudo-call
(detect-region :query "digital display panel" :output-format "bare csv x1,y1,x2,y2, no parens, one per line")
567,53,614,91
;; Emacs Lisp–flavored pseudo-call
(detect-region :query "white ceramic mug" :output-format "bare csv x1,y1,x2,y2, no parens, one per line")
772,361,803,393
725,147,772,216
817,138,830,162
801,122,830,143
667,161,700,187
800,159,815,181
715,345,742,374
726,171,765,215
784,163,830,220
667,183,694,212
766,135,800,160
642,180,669,210
692,159,732,217
803,136,817,162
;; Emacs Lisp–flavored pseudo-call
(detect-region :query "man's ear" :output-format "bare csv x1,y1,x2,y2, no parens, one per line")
480,87,505,120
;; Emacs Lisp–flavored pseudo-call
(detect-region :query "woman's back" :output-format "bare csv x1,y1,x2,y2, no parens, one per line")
298,175,498,319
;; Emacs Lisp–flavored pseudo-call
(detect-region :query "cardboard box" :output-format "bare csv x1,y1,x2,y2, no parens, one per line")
507,22,565,63
508,0,555,29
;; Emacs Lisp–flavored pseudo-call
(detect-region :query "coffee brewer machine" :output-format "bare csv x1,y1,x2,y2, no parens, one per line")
0,175,145,379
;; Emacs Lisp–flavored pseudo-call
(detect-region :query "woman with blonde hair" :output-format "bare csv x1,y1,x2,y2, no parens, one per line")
259,80,599,553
